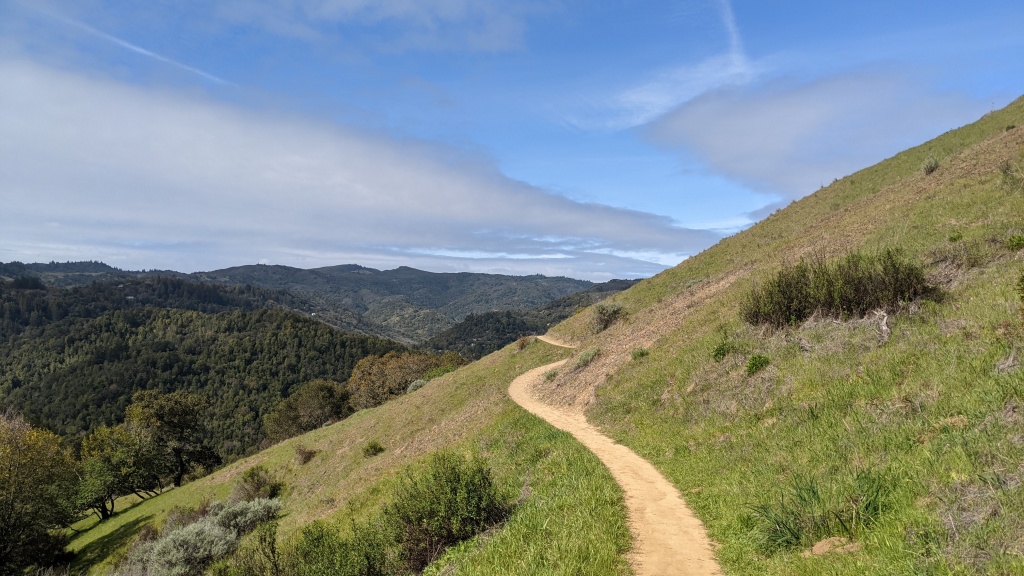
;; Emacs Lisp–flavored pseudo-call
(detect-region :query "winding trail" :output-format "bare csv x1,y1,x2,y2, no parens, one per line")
510,335,721,576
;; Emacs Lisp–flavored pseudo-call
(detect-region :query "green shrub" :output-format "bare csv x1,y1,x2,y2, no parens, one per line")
290,519,394,576
922,157,939,175
406,379,427,394
746,354,770,376
231,466,284,503
363,440,385,458
1002,160,1024,193
388,451,509,571
543,369,558,382
747,471,890,554
631,348,649,361
591,303,624,333
576,348,599,368
1006,235,1024,252
740,249,932,327
1017,273,1024,304
116,499,281,576
712,340,736,362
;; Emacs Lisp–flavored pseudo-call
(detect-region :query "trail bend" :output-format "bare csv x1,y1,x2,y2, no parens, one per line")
509,339,721,576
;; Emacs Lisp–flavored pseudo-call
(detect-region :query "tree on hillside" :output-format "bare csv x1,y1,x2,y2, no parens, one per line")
78,424,163,520
348,351,466,410
264,379,350,443
0,412,80,573
125,390,220,487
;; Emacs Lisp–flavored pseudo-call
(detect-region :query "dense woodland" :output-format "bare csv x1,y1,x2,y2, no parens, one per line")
0,277,406,457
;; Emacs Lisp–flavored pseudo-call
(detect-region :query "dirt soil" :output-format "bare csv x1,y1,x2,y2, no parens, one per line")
509,348,722,576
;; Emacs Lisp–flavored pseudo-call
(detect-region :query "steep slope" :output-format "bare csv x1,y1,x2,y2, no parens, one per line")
533,98,1024,573
69,340,632,575
69,98,1024,575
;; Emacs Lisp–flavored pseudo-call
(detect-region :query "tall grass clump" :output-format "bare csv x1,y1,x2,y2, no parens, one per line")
741,249,932,327
747,471,890,554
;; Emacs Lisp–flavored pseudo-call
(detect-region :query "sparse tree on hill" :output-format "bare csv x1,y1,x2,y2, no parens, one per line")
125,390,221,487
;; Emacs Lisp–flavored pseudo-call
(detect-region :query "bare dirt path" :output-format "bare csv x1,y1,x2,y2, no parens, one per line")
509,346,722,576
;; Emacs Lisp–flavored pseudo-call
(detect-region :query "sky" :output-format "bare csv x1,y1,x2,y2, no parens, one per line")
1,1,1022,281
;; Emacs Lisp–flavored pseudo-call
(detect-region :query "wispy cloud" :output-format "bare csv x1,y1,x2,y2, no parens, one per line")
22,3,232,85
0,56,718,279
569,0,757,131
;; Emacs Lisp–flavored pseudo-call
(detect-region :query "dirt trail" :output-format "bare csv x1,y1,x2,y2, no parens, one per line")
509,349,721,575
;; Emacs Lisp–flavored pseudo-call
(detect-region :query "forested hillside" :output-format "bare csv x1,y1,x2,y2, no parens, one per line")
425,279,638,358
0,277,405,457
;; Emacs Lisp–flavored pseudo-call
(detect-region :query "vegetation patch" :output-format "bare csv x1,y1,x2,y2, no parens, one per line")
576,348,599,369
285,451,509,575
1008,234,1024,252
631,347,648,361
362,440,385,458
746,471,890,554
740,249,932,328
922,157,940,175
591,303,624,333
745,354,770,376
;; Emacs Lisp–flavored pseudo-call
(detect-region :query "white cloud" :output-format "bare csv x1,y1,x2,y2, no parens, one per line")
0,56,718,279
645,69,991,198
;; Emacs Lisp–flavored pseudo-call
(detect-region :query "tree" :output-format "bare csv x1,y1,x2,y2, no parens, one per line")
0,412,80,573
264,379,350,443
347,351,465,410
125,391,220,487
78,424,163,520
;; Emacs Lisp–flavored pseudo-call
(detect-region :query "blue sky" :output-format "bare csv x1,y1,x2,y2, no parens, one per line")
2,1,1022,280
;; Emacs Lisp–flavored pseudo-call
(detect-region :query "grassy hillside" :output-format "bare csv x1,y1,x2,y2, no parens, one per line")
70,339,630,575
537,98,1024,574
70,98,1024,575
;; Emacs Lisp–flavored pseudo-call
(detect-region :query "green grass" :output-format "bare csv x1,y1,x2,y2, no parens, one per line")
568,96,1024,574
69,340,630,575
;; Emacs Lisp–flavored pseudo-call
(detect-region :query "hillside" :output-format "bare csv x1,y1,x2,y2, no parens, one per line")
1,262,596,343
424,279,639,359
0,277,406,457
192,264,595,343
68,97,1024,575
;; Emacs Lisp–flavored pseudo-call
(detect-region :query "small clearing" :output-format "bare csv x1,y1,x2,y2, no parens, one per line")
509,348,722,576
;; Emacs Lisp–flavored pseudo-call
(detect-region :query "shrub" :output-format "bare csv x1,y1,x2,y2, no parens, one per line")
115,498,281,576
922,157,939,175
515,336,532,351
289,519,394,576
740,249,932,328
231,466,284,503
543,369,558,382
363,440,385,458
406,379,427,394
1007,235,1024,252
712,340,736,362
746,354,770,376
1017,273,1024,304
295,444,318,465
1002,160,1024,193
631,348,649,361
591,303,624,333
576,348,599,368
387,451,509,571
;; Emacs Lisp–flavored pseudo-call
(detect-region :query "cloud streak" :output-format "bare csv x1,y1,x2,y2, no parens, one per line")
21,3,231,85
0,56,718,279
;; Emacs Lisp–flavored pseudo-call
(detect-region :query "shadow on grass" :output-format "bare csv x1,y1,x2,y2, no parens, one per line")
70,514,153,573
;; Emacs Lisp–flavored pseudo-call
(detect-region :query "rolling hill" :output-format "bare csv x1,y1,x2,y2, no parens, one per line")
68,96,1024,575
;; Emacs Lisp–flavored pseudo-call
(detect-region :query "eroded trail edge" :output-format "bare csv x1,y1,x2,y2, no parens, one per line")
509,353,721,576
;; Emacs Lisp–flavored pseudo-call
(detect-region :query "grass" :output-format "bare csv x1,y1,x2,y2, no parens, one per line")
561,96,1024,574
69,340,630,575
